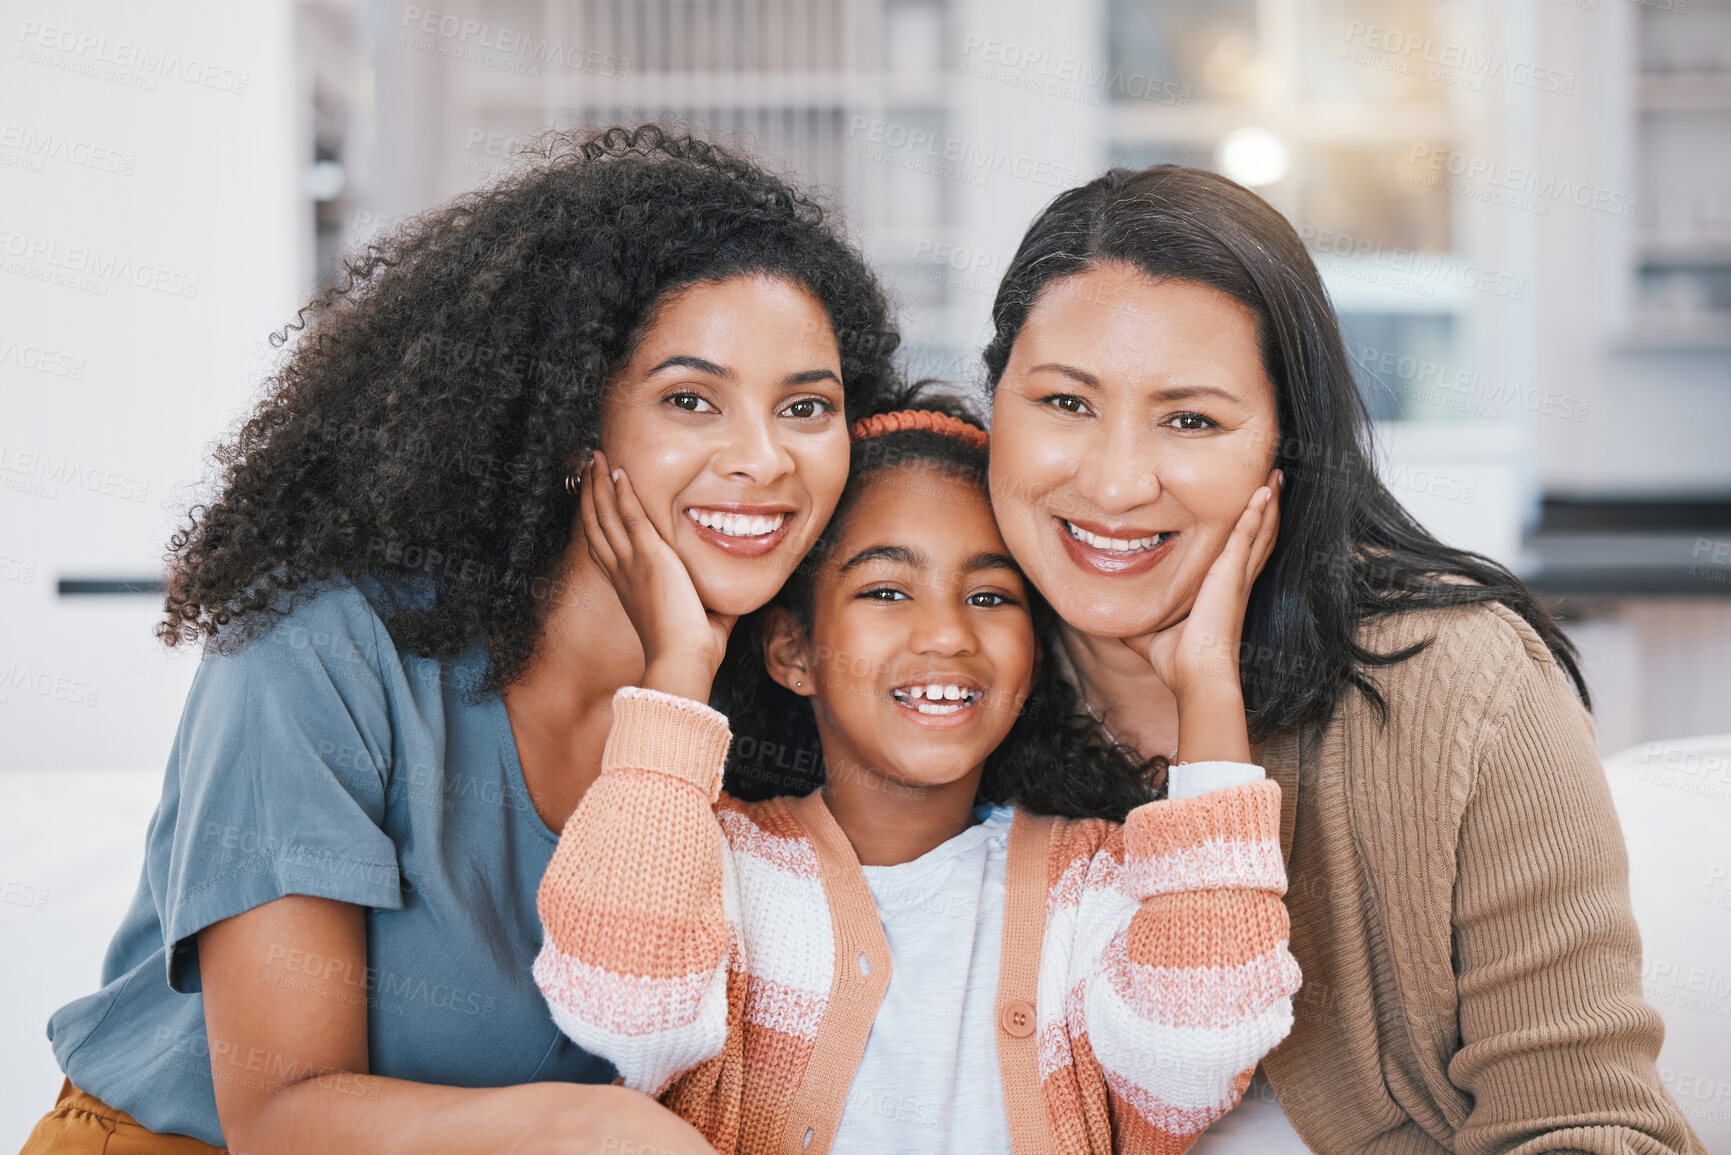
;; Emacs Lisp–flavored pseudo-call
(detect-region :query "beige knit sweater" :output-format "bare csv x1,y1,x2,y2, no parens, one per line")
1236,601,1704,1153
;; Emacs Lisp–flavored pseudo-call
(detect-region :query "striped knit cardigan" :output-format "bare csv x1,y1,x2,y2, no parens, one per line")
534,688,1300,1154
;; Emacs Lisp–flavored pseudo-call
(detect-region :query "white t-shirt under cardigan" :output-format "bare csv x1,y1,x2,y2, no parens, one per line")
833,762,1266,1153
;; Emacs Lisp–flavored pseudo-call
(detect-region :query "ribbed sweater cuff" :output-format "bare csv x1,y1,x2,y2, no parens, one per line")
1167,760,1266,800
603,687,731,803
1126,778,1285,894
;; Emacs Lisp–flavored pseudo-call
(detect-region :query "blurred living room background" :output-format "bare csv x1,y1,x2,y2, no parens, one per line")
3,0,1728,1145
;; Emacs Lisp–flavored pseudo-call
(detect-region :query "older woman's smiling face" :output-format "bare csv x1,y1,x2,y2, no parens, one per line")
988,262,1280,639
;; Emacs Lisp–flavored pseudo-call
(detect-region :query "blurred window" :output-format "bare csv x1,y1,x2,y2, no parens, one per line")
1107,0,1258,103
1301,144,1452,254
1296,0,1448,104
1339,312,1458,422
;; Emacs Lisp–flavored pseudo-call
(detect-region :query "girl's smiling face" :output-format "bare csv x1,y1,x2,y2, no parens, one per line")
766,463,1038,795
599,274,850,618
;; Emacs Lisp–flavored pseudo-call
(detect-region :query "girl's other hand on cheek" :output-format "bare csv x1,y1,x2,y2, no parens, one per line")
581,450,737,703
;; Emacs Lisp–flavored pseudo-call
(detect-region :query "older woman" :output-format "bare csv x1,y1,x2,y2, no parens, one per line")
24,126,900,1155
983,166,1703,1153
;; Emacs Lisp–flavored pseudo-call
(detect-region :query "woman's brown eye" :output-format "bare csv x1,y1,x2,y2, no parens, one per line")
672,393,702,411
787,399,815,418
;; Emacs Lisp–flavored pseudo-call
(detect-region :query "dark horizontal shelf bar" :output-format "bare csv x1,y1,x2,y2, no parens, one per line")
1526,570,1731,598
57,578,166,596
1539,496,1731,533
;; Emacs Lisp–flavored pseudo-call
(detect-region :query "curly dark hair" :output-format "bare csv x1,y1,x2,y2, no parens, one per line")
159,124,903,688
718,385,1161,822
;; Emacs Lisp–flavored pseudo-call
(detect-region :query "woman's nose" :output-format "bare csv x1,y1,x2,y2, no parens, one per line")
1071,414,1161,514
711,412,795,485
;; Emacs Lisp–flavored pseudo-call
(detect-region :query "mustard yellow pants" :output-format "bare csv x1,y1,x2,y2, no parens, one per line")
20,1079,225,1154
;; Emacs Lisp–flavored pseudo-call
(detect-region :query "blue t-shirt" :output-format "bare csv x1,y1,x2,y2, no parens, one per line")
46,579,614,1145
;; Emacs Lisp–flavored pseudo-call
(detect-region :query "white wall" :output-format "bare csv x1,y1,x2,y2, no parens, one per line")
941,0,1107,374
0,0,300,772
1533,0,1731,496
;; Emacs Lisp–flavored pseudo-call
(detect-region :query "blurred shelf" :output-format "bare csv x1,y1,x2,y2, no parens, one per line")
55,577,165,597
1522,498,1731,598
1617,315,1731,351
1524,545,1731,597
1638,74,1731,111
1537,497,1731,533
1638,237,1731,266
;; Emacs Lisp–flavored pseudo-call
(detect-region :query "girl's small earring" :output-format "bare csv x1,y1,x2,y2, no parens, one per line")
794,680,803,689
565,472,581,496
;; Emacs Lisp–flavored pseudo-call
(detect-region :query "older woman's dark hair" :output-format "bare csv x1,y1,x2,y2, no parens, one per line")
982,166,1588,740
159,125,901,688
718,384,1160,822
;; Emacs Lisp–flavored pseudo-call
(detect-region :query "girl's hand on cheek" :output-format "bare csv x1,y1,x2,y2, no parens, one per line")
582,450,737,703
1127,469,1280,763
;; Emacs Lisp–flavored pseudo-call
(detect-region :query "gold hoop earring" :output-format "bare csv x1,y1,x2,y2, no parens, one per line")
565,472,581,496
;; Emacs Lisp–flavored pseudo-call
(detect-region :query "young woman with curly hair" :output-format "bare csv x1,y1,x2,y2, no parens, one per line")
22,125,900,1155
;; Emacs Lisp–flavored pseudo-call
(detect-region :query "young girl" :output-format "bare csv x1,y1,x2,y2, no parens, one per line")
534,405,1300,1154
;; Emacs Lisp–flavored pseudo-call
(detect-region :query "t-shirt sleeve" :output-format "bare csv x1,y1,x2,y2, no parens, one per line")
155,585,406,993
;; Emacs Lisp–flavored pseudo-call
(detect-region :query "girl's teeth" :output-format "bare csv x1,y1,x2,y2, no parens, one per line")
688,509,787,537
1065,521,1165,554
894,686,978,713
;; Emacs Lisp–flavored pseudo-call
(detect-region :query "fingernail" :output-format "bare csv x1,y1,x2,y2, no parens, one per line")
611,469,623,483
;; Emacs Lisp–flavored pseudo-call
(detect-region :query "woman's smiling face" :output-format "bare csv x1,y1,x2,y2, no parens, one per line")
599,274,851,617
988,262,1280,639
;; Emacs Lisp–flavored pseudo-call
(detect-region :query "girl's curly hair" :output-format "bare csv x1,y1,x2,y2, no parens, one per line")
160,124,902,687
718,385,1162,822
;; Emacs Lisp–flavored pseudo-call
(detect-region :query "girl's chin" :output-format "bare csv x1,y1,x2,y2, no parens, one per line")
857,761,980,795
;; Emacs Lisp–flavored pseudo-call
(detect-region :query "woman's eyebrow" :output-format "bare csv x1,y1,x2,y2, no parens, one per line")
1030,362,1240,404
642,357,838,387
840,544,925,572
1152,383,1240,403
784,368,841,386
1028,362,1098,387
646,354,730,378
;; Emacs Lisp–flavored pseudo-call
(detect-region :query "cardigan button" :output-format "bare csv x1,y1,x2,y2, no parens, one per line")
1000,999,1035,1038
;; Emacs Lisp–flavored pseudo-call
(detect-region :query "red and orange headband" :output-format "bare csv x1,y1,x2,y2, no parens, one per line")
849,409,989,449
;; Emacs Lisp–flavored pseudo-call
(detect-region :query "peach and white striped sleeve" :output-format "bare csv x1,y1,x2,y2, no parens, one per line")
533,687,738,1096
1081,769,1300,1145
